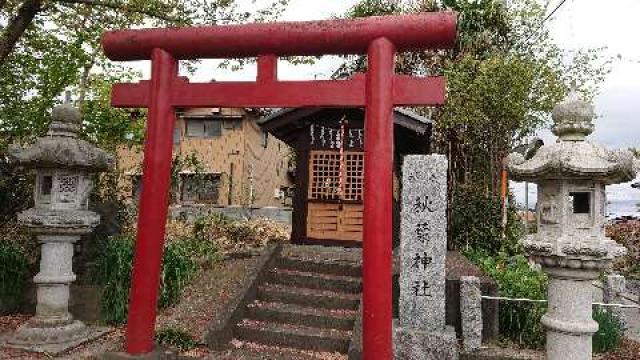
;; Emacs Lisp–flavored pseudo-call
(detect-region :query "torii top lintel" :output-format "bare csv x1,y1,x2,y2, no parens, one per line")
103,13,457,109
102,13,457,60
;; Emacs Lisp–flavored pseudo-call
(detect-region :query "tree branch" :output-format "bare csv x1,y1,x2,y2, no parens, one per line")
55,0,183,23
0,0,43,64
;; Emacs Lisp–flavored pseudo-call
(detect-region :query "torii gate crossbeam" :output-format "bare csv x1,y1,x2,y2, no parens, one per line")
102,13,456,359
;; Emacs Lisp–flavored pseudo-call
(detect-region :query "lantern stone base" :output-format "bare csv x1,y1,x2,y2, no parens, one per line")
393,321,458,360
540,265,601,360
3,321,110,355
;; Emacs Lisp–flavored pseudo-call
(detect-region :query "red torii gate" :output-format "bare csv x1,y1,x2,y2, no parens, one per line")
102,13,456,359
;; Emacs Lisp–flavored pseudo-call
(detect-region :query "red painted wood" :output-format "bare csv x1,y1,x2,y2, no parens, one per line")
257,55,278,83
363,37,396,360
106,11,457,358
102,13,456,60
111,76,445,108
125,48,177,355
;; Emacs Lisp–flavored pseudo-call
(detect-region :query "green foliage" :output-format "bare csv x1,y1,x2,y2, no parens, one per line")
93,236,135,324
339,0,610,195
93,234,210,324
0,240,30,313
155,327,200,351
1,0,290,152
0,154,33,223
466,250,547,348
592,307,625,353
451,184,523,254
158,241,198,309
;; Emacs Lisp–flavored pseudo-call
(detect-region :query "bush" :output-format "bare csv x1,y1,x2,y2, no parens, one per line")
607,220,640,279
94,235,204,324
193,214,289,253
94,236,135,324
452,184,523,255
466,250,548,348
0,240,30,313
593,306,625,353
155,327,199,351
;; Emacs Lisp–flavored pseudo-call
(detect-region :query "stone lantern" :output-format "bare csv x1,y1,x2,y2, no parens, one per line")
507,91,637,360
5,104,113,353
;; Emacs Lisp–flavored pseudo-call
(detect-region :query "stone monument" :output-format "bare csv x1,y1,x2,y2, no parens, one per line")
507,90,637,360
394,154,458,360
4,104,113,354
460,276,482,352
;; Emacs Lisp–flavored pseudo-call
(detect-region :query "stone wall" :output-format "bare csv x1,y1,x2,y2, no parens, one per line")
170,205,292,225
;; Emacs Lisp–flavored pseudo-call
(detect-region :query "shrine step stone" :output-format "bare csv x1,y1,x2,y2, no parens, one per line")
257,284,360,310
246,300,357,330
267,268,362,294
232,245,363,355
235,319,352,353
276,256,362,277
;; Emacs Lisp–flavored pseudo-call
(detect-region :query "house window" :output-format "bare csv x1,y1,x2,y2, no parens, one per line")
233,119,243,129
181,174,220,204
185,119,222,138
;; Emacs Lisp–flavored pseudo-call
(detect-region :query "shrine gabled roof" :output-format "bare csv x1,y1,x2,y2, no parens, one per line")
258,107,432,145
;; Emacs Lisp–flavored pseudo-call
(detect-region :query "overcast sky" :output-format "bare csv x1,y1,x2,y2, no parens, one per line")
125,0,640,204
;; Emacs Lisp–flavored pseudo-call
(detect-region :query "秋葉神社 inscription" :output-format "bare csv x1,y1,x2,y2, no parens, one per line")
395,154,458,360
399,155,447,330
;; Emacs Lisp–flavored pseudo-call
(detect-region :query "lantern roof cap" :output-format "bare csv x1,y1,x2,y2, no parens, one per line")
9,104,114,171
551,89,595,141
507,91,637,184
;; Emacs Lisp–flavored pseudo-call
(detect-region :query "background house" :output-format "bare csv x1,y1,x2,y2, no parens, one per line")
118,107,294,208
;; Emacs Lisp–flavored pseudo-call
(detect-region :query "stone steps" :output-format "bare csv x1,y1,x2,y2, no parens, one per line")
257,284,360,310
267,268,362,294
212,342,346,360
246,300,357,330
277,256,362,277
235,319,352,353
233,249,362,356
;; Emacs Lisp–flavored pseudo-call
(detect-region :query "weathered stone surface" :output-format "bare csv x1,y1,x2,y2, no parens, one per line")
460,276,482,352
603,274,627,320
393,321,458,360
507,91,636,184
3,104,111,355
506,91,633,360
9,104,113,171
603,274,626,304
4,324,109,355
399,154,448,331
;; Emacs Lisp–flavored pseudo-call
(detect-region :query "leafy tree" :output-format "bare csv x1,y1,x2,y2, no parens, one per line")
1,0,290,226
339,0,610,249
1,0,290,149
339,0,609,195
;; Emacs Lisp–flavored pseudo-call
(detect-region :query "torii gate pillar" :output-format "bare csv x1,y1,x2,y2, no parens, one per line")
102,13,456,359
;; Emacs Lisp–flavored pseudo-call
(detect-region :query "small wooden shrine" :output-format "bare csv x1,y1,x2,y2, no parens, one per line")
260,107,432,245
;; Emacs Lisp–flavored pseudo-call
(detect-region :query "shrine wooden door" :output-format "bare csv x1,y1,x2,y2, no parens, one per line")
306,150,364,242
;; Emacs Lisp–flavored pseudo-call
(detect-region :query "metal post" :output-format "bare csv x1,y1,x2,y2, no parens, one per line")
125,48,177,355
363,37,396,360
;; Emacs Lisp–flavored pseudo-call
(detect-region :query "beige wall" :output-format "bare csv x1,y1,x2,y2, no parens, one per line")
117,108,292,207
